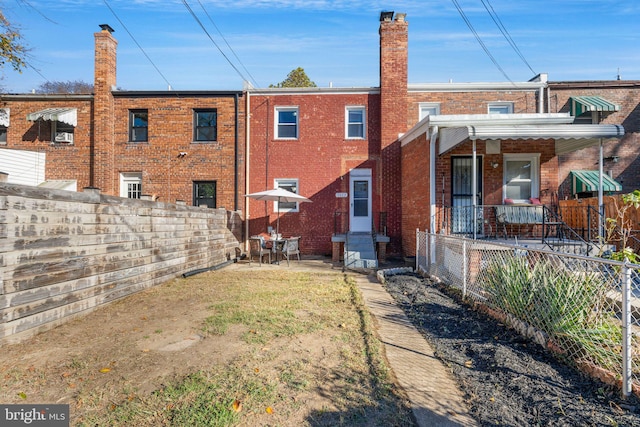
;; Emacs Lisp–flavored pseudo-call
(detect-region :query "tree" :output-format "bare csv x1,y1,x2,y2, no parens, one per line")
0,11,27,72
36,80,94,94
269,67,317,88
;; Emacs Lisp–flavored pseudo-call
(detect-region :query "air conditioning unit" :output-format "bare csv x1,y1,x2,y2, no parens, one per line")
54,132,74,143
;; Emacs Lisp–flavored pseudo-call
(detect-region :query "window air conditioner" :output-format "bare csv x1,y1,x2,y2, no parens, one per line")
54,132,74,143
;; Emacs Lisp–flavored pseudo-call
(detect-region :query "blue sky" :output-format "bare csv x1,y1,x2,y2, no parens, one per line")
1,0,639,92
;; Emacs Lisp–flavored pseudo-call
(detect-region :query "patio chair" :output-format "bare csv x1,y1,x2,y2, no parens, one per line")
249,236,271,265
276,236,301,266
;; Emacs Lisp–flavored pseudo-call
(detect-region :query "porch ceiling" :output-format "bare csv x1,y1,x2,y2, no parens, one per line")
438,124,625,155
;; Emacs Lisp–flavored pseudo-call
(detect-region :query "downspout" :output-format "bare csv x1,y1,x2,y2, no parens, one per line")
244,90,251,251
598,138,604,240
429,125,438,233
234,93,239,211
472,139,477,240
429,125,438,267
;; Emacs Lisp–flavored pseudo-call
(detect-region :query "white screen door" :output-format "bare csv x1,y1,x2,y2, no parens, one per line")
349,169,372,232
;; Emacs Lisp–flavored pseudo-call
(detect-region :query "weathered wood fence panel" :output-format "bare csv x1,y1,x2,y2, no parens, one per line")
559,195,640,251
0,184,243,344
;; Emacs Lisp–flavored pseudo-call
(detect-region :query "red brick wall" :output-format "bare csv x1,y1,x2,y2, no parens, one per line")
92,27,245,209
108,94,244,209
400,132,430,255
247,92,380,255
380,13,409,254
94,28,117,192
0,97,94,188
407,90,539,126
548,82,640,196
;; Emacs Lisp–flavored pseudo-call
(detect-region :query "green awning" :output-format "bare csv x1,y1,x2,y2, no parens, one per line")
570,96,619,116
570,170,622,194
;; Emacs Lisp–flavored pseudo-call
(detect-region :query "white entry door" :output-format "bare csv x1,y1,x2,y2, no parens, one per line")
349,169,372,232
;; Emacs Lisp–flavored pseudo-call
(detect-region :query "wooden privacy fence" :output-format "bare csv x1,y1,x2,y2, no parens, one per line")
0,184,243,344
559,195,640,251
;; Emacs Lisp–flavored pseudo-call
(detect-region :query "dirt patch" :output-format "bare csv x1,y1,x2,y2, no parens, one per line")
382,272,640,426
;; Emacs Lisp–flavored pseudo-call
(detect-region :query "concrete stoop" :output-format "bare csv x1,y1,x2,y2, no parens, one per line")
344,232,378,269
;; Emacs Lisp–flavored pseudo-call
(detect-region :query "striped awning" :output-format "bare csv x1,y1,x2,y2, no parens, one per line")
570,96,619,116
27,108,77,126
0,109,9,127
570,170,622,194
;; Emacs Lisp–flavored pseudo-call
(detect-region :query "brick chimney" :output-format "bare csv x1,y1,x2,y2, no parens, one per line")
379,11,408,148
378,12,408,254
93,24,117,193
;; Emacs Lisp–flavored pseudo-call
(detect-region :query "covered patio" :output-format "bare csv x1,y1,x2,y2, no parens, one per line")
400,112,625,253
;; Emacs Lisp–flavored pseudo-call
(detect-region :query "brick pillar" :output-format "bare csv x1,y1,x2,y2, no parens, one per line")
93,25,117,194
379,12,408,254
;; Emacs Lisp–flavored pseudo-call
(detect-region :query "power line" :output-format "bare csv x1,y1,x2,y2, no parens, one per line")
16,0,58,24
181,0,251,86
480,0,536,76
102,0,173,90
450,0,512,82
194,0,260,88
27,62,49,83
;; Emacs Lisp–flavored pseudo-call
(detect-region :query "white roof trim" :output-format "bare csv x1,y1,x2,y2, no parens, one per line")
408,81,547,92
27,108,77,126
439,124,625,155
0,108,9,127
400,113,574,147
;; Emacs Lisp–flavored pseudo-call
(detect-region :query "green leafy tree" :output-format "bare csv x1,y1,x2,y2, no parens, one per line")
602,189,640,263
0,11,27,72
269,67,317,88
36,80,94,94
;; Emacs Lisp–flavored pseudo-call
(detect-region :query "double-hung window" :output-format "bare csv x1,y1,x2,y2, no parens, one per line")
275,179,299,212
129,109,148,142
488,102,514,114
346,106,365,139
194,109,217,142
418,102,440,121
503,154,539,204
193,181,216,208
275,107,298,139
120,172,142,199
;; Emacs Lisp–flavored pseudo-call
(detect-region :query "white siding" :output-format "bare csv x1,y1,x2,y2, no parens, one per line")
0,148,46,186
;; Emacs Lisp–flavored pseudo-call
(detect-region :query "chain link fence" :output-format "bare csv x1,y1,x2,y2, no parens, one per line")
416,230,640,397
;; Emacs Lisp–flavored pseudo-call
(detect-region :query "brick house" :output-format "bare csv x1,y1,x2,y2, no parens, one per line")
0,25,245,211
1,13,638,261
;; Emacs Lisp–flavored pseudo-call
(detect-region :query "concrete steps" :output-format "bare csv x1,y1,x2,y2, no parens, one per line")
344,232,378,269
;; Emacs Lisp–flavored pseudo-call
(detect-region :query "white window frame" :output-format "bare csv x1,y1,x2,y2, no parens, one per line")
52,121,75,144
418,102,440,121
120,172,142,199
488,102,514,114
345,106,366,139
274,178,300,212
0,108,9,145
503,153,539,204
275,106,299,139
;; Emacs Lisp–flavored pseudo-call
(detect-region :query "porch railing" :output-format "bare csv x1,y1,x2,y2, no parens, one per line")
438,205,594,255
